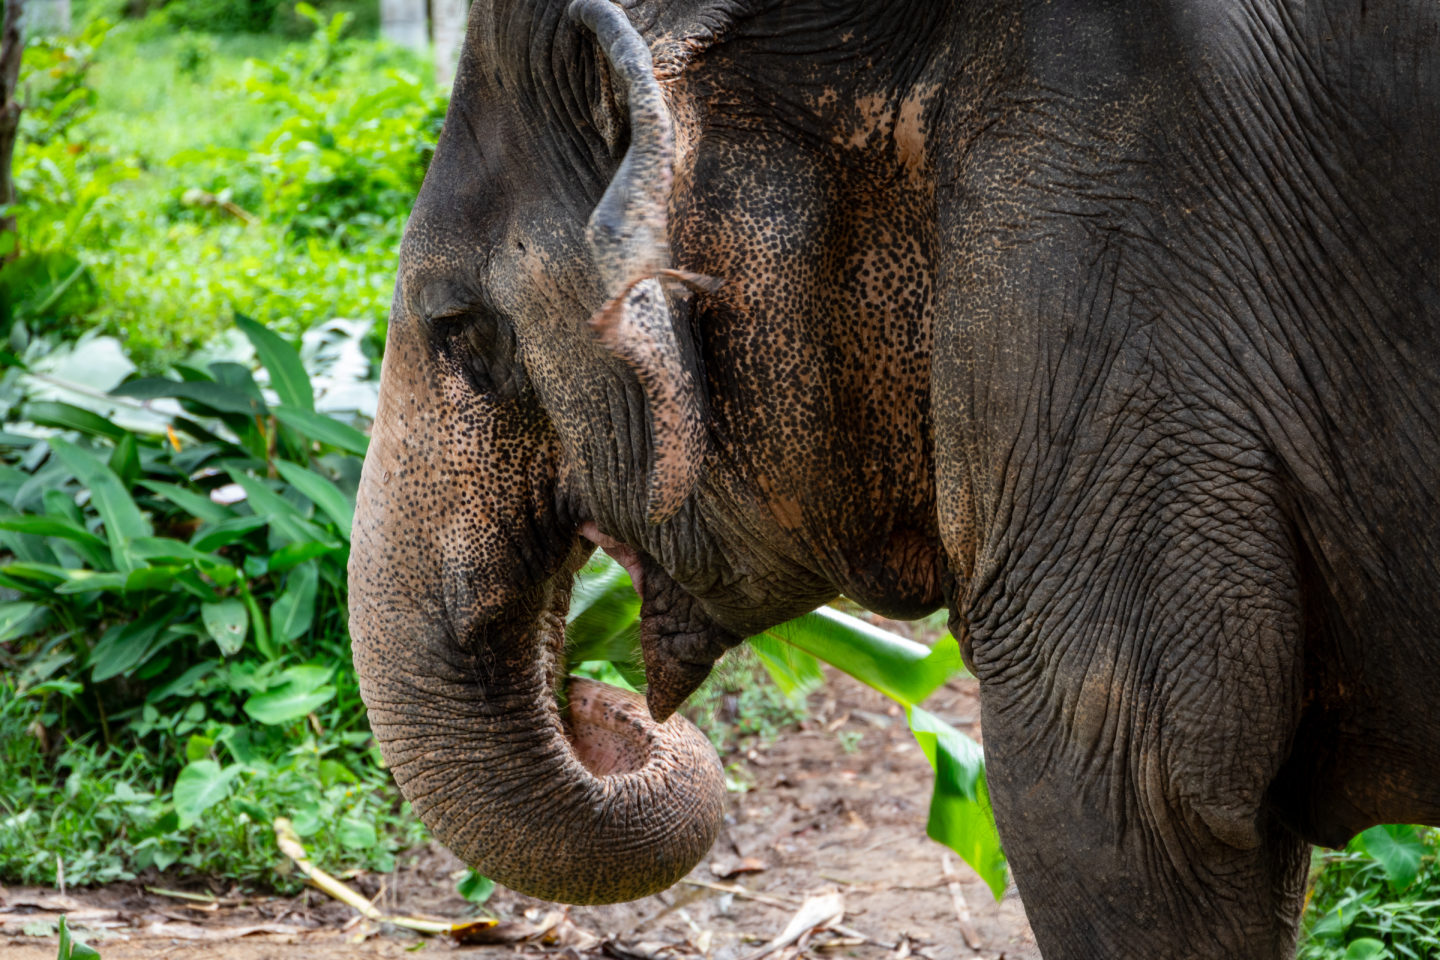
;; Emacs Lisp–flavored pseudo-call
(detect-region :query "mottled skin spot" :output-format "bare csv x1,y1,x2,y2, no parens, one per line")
350,0,1440,955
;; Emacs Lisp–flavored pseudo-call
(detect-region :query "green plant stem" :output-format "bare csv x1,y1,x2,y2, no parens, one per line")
237,579,274,660
93,686,111,748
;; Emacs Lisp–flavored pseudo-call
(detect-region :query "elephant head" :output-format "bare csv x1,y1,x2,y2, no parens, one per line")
349,0,948,904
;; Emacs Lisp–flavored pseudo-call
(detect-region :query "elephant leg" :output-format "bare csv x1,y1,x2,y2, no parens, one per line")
966,486,1312,958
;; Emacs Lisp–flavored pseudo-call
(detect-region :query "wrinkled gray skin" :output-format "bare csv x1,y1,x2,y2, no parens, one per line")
348,0,1440,956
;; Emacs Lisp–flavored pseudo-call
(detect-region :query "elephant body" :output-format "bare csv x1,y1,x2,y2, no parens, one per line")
348,1,1440,956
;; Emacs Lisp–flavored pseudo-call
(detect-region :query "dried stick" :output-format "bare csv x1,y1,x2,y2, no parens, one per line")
941,854,983,952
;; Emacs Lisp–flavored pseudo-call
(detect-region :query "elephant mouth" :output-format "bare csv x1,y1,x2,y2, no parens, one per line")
580,520,649,594
576,520,744,722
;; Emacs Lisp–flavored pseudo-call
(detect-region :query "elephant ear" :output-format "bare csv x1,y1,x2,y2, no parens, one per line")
570,0,716,525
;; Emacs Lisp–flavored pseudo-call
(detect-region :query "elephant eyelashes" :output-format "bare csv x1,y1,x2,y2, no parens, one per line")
432,310,528,400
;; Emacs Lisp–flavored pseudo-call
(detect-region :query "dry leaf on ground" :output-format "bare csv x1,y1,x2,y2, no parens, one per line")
737,891,844,960
708,858,769,880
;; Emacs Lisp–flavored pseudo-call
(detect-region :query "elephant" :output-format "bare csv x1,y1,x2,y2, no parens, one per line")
346,0,1440,956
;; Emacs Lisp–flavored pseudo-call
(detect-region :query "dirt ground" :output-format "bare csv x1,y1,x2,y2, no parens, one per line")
1,671,1037,960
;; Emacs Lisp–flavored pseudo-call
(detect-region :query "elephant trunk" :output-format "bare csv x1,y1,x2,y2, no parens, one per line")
349,319,725,904
353,581,725,903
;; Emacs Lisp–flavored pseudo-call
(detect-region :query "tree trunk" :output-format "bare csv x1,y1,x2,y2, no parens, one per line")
379,0,427,53
0,0,24,252
430,0,467,88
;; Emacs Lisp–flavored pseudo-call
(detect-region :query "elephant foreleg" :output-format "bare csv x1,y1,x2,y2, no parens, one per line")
965,481,1311,958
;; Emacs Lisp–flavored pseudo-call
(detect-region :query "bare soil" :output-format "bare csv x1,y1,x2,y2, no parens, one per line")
1,671,1037,960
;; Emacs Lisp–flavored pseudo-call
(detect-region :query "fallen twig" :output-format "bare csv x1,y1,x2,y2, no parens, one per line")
941,854,983,952
679,878,799,909
145,886,245,907
272,818,476,937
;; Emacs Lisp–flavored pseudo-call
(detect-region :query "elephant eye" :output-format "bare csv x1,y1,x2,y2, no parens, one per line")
432,309,528,401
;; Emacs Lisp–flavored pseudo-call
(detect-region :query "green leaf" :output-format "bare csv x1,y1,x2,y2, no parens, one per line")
270,562,318,643
108,431,141,488
457,870,496,904
185,734,215,762
274,461,353,540
0,601,46,643
272,405,369,456
228,472,338,548
49,438,153,573
909,706,1007,899
747,633,825,698
266,540,341,574
125,565,188,592
236,314,313,412
565,558,641,663
336,817,378,850
111,377,266,417
0,561,72,584
43,489,84,526
319,759,359,786
138,480,235,525
146,662,216,704
89,615,167,682
290,800,323,837
1359,824,1425,894
1345,939,1389,960
57,914,102,959
173,760,241,828
233,799,268,822
191,515,268,552
763,606,963,707
243,665,336,724
568,557,633,622
20,400,127,442
54,570,130,594
25,679,83,698
202,599,249,656
129,537,227,568
0,514,108,553
50,440,153,575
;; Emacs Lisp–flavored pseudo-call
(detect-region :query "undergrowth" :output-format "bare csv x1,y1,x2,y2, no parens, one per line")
1300,825,1440,960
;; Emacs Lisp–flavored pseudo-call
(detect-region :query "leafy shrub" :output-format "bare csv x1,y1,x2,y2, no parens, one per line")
160,0,284,35
0,316,425,887
233,5,446,247
3,10,441,368
1300,825,1440,960
3,20,134,344
151,0,379,39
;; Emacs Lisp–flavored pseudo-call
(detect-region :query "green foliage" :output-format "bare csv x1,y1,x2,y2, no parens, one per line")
5,10,442,369
2,21,131,344
457,869,496,905
153,0,380,39
0,318,426,888
1300,826,1440,959
229,10,444,249
160,0,285,36
56,915,101,959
